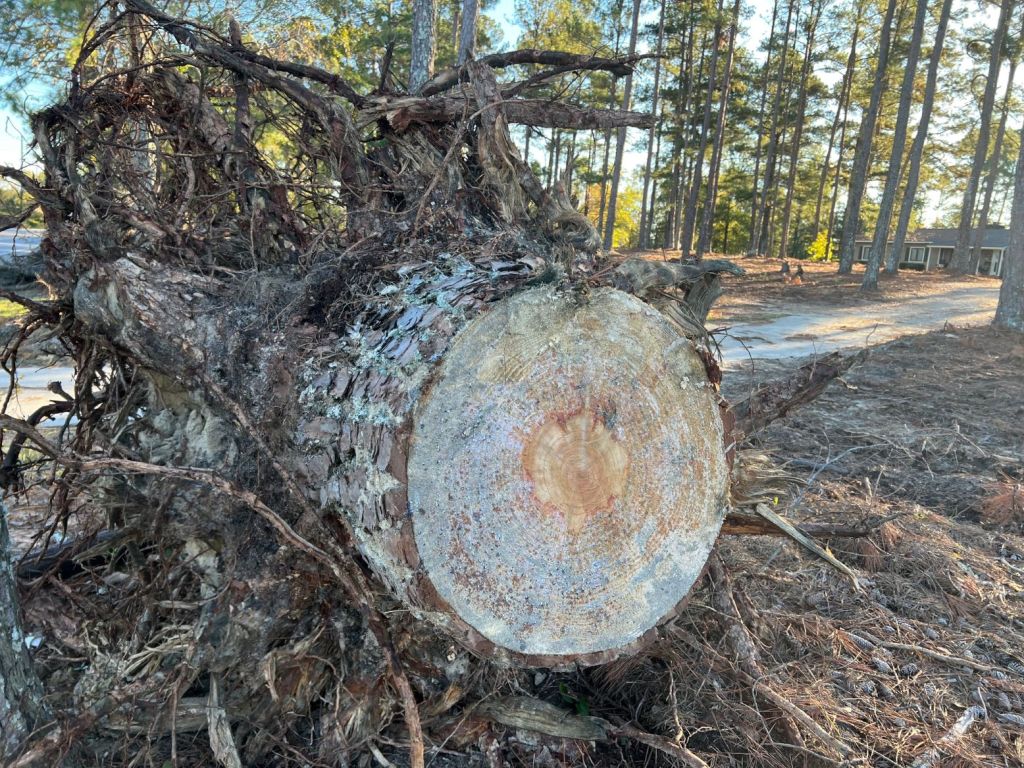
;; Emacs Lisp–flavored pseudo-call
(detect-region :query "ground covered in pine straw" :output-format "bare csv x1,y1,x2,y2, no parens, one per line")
699,325,1024,767
7,324,1024,767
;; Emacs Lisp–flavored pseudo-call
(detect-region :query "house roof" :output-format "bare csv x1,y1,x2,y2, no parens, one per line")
855,226,1010,248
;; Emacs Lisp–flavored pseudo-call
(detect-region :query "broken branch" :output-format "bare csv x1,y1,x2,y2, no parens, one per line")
421,50,644,96
731,349,867,437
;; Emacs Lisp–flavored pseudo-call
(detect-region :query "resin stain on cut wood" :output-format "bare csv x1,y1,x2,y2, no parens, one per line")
407,286,730,658
522,408,630,534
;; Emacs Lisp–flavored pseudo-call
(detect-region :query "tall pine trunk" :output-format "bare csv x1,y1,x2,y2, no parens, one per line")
752,0,794,256
638,0,667,249
410,0,436,91
888,0,953,275
837,0,897,274
666,7,698,249
647,120,663,245
994,121,1024,331
949,0,1012,274
457,0,478,64
603,0,642,250
862,0,928,289
748,0,780,253
680,0,725,259
969,53,1019,264
696,0,741,259
776,0,821,261
814,3,861,238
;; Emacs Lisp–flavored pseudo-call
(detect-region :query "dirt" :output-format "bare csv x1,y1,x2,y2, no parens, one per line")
726,325,1023,522
703,325,1024,767
653,252,1002,363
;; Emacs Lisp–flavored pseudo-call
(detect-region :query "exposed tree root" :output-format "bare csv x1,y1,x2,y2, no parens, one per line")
0,2,875,765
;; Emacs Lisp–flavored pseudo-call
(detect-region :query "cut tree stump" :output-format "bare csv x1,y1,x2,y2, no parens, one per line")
405,287,730,661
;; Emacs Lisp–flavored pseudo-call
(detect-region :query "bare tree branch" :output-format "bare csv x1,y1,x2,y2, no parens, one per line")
421,50,646,96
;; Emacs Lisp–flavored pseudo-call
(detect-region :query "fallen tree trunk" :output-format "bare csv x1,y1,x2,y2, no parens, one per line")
0,5,858,765
66,251,732,667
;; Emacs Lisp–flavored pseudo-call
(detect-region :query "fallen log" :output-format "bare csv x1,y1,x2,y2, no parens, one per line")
721,511,884,538
0,5,862,765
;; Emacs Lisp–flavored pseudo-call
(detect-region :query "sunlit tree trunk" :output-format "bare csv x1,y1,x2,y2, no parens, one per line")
748,0,780,253
666,8,698,249
680,0,725,259
597,0,626,237
647,122,662,243
837,0,897,274
994,122,1024,332
888,0,952,276
638,0,667,249
814,6,861,237
777,0,821,261
950,0,1012,274
752,0,795,257
696,0,741,259
969,53,1019,264
862,0,927,290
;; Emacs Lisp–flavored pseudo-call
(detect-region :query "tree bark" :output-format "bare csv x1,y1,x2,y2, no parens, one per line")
1,503,50,761
666,6,698,249
752,0,795,257
748,0,780,253
887,0,952,277
597,0,626,237
814,7,861,237
457,0,479,64
837,0,897,274
374,94,655,131
969,54,1018,264
825,94,852,257
862,0,928,289
949,0,1012,274
602,0,642,250
994,122,1024,332
646,123,663,245
410,0,437,92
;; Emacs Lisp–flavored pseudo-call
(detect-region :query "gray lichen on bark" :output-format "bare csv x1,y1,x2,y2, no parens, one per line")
1,503,50,761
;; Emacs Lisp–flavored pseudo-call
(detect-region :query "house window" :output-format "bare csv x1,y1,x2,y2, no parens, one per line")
906,247,927,264
859,245,870,263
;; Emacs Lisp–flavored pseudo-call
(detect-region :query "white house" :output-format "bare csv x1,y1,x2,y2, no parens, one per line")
854,227,1008,277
